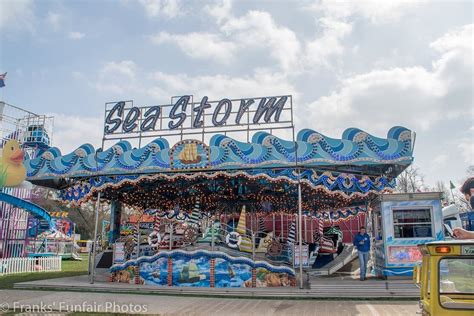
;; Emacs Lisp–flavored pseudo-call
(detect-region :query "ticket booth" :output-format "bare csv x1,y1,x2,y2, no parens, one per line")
371,192,444,278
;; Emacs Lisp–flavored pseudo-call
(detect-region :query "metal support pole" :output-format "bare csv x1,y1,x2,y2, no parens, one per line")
90,191,101,284
211,220,215,251
298,181,303,289
169,223,173,250
280,213,284,241
136,219,141,258
272,214,275,236
304,215,307,243
251,232,256,261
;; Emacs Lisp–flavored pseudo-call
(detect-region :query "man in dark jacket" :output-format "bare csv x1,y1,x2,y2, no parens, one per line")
454,177,474,239
353,226,370,281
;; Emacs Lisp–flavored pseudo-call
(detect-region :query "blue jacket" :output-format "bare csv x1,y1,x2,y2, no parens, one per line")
353,233,371,252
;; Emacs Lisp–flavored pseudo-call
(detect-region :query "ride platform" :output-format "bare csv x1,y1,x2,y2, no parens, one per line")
14,273,419,299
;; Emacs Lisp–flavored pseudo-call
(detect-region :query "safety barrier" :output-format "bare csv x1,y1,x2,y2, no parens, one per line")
0,256,62,276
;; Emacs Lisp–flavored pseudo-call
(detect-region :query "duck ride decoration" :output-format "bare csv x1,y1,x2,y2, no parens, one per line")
0,140,27,187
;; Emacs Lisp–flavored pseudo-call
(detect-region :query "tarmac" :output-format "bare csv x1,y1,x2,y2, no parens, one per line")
1,289,419,315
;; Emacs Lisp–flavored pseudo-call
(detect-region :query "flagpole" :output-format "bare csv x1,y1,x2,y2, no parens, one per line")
449,181,456,203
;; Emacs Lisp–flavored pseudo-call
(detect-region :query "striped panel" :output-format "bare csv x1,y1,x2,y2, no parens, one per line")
318,218,324,235
236,206,253,252
239,236,253,252
287,221,296,244
188,197,201,227
236,206,247,235
258,217,266,233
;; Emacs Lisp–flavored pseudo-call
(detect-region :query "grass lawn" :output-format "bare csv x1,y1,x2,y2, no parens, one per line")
0,254,89,289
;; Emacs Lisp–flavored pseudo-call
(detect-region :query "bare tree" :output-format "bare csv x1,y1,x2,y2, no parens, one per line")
430,166,474,212
32,186,111,239
396,166,426,193
434,181,450,204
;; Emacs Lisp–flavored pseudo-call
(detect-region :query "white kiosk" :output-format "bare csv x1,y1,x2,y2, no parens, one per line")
371,192,444,277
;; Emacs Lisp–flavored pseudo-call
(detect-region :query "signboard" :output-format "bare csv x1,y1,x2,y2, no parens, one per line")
462,245,474,255
387,245,422,264
103,95,293,145
50,211,69,218
293,244,309,267
113,242,126,263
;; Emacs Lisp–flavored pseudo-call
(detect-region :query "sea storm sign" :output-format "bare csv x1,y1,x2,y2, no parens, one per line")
102,95,293,144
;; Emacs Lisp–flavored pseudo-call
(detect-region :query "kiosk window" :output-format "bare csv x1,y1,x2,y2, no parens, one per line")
393,208,432,238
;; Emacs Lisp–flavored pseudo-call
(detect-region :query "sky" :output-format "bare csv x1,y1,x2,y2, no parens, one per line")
0,0,472,187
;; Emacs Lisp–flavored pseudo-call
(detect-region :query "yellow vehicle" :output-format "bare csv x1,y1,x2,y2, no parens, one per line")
414,240,474,315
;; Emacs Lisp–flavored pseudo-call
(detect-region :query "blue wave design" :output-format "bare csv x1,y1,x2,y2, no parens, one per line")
26,127,413,180
383,268,414,276
110,249,296,276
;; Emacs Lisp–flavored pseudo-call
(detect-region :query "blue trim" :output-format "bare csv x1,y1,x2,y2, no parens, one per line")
381,267,414,277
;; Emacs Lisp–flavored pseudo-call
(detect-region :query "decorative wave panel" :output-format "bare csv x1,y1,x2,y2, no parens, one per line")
110,250,296,288
25,127,413,181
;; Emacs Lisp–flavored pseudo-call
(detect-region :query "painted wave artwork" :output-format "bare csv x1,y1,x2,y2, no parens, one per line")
113,250,295,288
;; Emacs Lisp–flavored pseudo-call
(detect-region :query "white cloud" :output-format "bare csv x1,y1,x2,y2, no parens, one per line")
138,0,182,18
221,10,301,71
95,61,139,94
303,17,353,69
303,24,473,135
150,32,236,63
150,7,301,70
50,113,103,154
204,0,232,25
148,69,297,101
299,23,473,186
431,24,473,53
0,0,35,31
68,31,85,39
309,0,427,23
161,1,424,73
300,0,428,71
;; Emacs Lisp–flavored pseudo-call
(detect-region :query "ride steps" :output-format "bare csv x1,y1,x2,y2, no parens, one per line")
308,278,419,298
14,274,419,299
307,245,357,276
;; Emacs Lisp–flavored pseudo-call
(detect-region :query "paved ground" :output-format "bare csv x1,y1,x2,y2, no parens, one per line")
0,289,419,315
13,274,420,299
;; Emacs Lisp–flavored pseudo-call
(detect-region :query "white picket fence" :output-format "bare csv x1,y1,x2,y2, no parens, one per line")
0,256,62,276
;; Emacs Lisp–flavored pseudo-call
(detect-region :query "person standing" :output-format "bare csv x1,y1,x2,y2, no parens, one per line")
353,226,371,281
453,177,474,239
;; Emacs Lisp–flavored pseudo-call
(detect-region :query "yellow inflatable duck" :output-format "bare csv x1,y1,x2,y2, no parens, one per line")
1,140,26,187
